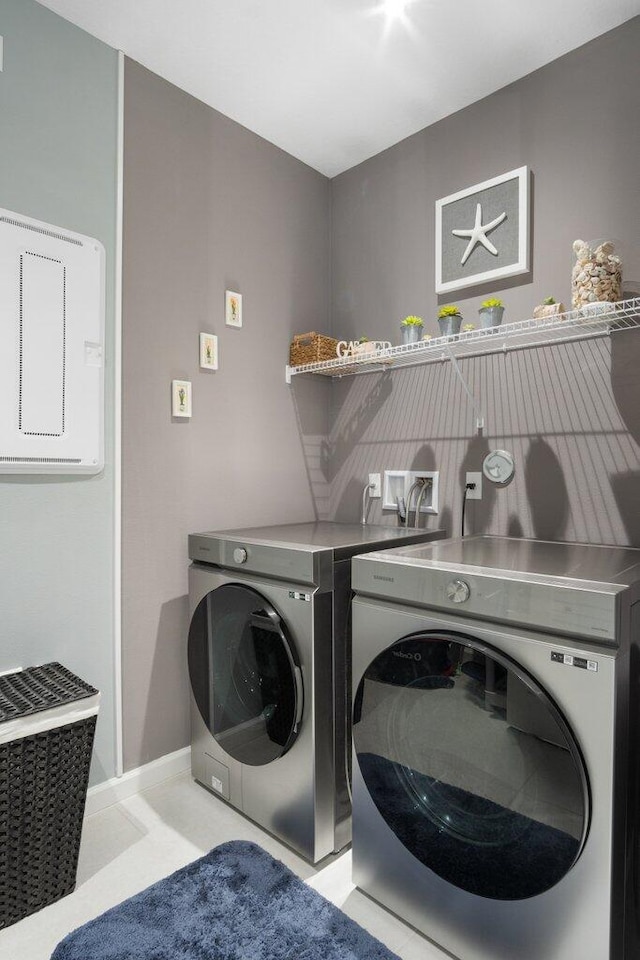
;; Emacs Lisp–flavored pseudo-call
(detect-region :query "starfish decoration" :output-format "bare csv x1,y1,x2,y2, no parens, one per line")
452,203,507,265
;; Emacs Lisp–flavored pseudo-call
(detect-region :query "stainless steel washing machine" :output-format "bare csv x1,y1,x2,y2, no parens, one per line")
187,521,444,863
351,535,640,960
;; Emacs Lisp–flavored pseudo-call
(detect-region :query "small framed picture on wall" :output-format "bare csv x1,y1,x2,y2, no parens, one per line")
225,290,242,328
171,379,192,418
199,333,219,370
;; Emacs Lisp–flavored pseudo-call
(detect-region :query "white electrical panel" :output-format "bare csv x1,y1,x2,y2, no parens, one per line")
0,208,105,474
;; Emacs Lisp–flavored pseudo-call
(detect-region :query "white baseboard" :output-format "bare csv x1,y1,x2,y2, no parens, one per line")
85,745,191,818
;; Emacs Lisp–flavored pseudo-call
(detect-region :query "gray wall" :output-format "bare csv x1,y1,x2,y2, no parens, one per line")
0,0,118,784
122,59,331,771
328,18,640,546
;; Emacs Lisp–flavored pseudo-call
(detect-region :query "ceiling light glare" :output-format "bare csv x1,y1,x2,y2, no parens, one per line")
383,0,411,20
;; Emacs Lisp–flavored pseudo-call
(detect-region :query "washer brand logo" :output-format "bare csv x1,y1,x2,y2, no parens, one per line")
393,650,422,662
373,575,394,582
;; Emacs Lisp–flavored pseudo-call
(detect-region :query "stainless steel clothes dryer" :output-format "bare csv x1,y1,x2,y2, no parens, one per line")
351,535,640,960
187,521,444,863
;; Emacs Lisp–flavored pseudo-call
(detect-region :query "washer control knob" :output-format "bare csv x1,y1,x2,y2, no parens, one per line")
447,579,470,604
233,548,248,564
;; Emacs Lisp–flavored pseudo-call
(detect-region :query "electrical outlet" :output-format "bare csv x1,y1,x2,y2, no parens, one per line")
465,472,482,500
368,473,382,498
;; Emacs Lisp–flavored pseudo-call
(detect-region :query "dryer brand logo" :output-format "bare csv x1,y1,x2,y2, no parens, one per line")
373,574,394,583
393,649,422,662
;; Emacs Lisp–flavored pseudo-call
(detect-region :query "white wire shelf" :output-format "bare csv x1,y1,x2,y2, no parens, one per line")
285,298,640,383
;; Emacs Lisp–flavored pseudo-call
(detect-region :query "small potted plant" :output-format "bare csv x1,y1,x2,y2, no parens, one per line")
400,315,424,345
354,335,376,356
533,296,566,320
479,298,505,329
437,305,462,338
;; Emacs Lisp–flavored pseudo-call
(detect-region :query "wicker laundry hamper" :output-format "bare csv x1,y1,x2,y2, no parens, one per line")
0,662,100,928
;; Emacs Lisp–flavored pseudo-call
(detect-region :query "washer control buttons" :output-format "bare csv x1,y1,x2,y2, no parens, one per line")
447,579,471,603
233,548,248,564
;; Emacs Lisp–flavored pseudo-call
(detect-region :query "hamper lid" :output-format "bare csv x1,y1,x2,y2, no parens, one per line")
0,662,98,723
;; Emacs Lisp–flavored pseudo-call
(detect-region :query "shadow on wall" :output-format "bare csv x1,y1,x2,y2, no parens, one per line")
611,327,640,446
321,373,393,483
609,326,640,547
438,506,453,540
290,377,332,520
333,477,370,524
137,594,191,769
410,445,437,472
525,437,569,541
611,472,640,547
458,437,495,537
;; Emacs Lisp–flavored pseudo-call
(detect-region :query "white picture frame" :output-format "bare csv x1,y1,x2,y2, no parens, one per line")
171,379,192,418
435,166,530,294
225,290,242,328
199,333,219,370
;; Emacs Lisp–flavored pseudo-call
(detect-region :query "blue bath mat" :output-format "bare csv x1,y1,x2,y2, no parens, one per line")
51,840,399,960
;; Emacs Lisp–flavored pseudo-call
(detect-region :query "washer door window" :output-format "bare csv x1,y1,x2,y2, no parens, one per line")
189,584,303,766
353,632,589,900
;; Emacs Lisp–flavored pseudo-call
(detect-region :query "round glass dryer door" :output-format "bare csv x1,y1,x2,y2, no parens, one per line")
353,632,590,900
188,584,303,766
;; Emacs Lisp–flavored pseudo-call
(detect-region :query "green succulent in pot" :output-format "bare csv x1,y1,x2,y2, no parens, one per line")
437,304,463,338
437,305,462,319
400,315,424,345
479,297,505,330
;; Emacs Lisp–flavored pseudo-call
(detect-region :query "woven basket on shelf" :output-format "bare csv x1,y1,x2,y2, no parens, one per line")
289,332,339,367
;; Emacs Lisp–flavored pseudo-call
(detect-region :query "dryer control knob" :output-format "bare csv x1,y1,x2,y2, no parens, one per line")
447,579,470,603
233,548,248,564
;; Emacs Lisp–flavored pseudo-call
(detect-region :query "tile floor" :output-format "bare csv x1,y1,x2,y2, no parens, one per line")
0,772,449,959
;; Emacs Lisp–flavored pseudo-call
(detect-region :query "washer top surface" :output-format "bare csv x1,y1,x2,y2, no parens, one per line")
189,521,446,588
361,535,640,588
191,521,442,559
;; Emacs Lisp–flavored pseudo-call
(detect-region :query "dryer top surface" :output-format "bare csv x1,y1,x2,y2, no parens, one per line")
352,536,640,641
359,535,640,590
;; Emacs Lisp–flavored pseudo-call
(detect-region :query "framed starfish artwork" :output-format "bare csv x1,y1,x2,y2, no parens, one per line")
435,166,530,294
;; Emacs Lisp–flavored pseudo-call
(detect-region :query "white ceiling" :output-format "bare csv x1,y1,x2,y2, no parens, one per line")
36,0,640,177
